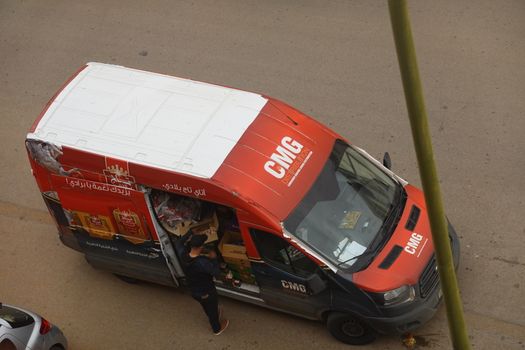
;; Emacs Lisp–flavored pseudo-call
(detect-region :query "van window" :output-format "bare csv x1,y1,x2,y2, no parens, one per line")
250,229,317,277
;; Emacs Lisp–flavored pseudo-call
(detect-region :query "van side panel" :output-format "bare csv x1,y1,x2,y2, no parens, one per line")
82,239,175,286
54,145,272,227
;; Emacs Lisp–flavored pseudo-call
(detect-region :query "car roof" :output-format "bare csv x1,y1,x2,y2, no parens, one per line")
28,62,268,179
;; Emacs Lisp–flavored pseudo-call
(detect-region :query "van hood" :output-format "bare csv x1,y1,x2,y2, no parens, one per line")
352,185,435,292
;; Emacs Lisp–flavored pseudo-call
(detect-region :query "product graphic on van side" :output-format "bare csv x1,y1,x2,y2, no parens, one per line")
26,62,460,345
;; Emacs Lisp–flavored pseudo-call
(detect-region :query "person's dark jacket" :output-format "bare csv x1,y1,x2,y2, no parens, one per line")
183,254,221,297
179,230,221,297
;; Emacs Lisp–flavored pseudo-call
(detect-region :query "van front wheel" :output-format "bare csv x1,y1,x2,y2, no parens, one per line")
326,312,376,345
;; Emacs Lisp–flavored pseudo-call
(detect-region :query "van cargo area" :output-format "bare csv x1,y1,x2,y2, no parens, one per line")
150,189,257,287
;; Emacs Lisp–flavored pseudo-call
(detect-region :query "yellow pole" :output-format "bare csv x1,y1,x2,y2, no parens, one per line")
387,1,471,349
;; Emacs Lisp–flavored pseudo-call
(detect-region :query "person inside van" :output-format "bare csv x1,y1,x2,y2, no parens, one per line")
183,233,229,335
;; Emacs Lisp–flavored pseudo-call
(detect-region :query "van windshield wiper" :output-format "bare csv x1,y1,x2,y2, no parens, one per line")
378,185,405,237
337,248,377,267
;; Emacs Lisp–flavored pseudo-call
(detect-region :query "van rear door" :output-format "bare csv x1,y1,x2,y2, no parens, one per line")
51,174,181,286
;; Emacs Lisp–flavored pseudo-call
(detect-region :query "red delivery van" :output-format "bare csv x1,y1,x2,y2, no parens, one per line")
26,63,459,345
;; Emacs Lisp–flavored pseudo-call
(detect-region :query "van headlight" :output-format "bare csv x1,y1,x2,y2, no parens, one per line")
370,285,416,306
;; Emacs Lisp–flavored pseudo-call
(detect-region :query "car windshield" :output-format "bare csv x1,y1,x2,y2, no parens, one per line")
283,140,401,270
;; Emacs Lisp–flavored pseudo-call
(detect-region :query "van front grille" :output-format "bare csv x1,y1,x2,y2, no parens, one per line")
419,255,439,298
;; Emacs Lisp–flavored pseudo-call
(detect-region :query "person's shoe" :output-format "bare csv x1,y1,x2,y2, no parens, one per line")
214,319,229,335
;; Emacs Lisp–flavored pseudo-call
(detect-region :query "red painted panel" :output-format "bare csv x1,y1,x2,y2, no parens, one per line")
51,175,159,242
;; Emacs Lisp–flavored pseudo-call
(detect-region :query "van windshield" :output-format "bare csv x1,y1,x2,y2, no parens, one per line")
283,140,402,270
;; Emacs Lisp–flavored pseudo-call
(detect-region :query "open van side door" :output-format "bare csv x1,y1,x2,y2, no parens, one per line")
51,174,182,286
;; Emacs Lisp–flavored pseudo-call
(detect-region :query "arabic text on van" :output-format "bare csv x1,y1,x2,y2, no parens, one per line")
65,177,131,197
162,183,206,198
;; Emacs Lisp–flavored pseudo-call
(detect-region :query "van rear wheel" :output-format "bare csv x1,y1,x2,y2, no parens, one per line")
326,312,376,345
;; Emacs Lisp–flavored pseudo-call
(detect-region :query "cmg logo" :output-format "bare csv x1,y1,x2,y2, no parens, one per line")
264,136,304,179
404,232,428,257
281,280,307,293
264,136,312,186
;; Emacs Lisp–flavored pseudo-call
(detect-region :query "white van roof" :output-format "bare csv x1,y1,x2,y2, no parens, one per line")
28,62,268,178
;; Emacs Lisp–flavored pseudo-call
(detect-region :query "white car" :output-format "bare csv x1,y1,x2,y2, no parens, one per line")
0,303,67,350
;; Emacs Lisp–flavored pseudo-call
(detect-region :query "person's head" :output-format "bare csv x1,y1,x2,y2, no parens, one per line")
189,233,207,251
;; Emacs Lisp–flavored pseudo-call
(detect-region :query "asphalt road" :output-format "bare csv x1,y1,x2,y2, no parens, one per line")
1,1,524,349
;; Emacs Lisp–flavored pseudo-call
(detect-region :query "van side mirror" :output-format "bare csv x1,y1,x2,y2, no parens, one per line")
383,152,392,170
307,273,327,295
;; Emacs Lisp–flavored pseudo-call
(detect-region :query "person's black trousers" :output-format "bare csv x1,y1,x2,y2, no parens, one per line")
193,289,220,333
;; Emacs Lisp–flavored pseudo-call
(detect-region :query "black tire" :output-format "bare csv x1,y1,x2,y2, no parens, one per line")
326,312,377,345
113,274,140,284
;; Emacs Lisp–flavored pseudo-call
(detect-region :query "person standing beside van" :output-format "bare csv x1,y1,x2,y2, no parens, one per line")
184,234,229,335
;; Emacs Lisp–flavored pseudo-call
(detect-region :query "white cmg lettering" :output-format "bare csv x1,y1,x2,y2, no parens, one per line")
281,136,303,153
404,232,423,255
264,136,304,179
271,146,296,170
264,161,285,179
281,280,307,293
